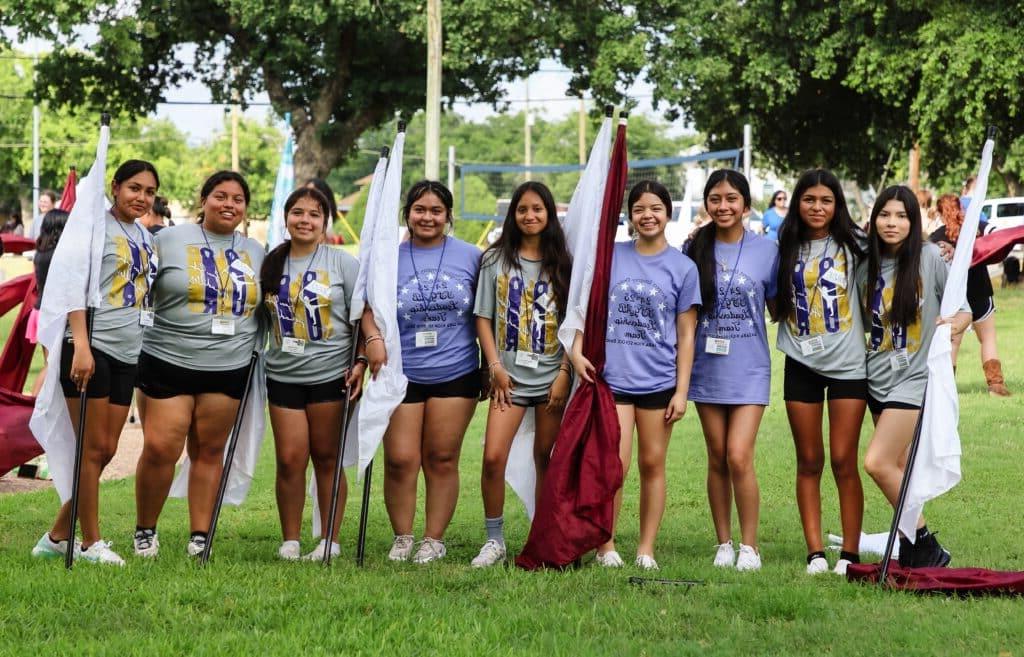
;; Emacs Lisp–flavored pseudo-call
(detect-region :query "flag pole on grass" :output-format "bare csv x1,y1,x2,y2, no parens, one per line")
878,125,996,585
351,120,408,566
200,350,260,565
322,323,362,566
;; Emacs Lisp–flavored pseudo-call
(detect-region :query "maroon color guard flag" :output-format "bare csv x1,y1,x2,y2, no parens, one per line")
971,226,1024,267
516,117,629,569
57,167,77,212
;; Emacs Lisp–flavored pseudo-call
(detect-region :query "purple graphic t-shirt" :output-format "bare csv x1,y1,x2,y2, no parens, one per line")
396,237,481,384
689,232,779,405
604,241,702,395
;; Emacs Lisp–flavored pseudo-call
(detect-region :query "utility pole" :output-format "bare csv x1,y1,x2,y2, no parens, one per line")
425,0,442,180
447,145,455,194
743,123,752,182
577,98,586,165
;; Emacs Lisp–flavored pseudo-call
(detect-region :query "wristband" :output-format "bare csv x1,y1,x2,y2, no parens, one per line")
354,355,369,366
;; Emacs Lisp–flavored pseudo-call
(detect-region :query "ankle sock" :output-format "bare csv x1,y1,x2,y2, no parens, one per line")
135,525,156,534
807,551,827,564
485,516,504,545
190,531,208,541
839,551,860,564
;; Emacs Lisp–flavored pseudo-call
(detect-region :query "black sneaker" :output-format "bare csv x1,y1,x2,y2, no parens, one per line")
898,536,914,568
913,532,951,568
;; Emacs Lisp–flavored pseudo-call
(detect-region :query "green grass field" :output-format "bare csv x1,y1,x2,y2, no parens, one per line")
1,266,1023,656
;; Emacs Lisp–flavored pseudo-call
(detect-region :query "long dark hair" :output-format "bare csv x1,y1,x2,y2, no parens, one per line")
198,170,251,222
686,170,751,317
113,159,160,189
771,169,865,323
403,180,454,231
259,187,332,296
865,185,923,331
35,209,69,252
482,181,572,317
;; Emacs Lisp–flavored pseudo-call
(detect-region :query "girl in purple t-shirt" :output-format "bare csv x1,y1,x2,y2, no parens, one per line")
362,180,482,565
571,180,700,570
685,170,778,572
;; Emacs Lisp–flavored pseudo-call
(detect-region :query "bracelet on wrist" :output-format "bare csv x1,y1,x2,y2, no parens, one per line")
364,334,383,347
487,360,501,369
354,355,369,366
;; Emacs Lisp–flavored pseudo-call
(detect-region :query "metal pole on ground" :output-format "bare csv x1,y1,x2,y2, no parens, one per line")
64,310,95,569
200,350,259,565
322,326,361,566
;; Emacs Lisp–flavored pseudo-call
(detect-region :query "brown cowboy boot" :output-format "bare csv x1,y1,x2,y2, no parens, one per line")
983,359,1011,397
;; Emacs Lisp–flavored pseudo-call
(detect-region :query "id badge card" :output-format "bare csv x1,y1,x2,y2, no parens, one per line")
282,337,306,355
800,335,825,356
821,267,846,287
415,330,438,348
704,337,730,356
514,350,541,369
139,309,155,327
889,349,910,371
212,316,236,335
305,280,331,297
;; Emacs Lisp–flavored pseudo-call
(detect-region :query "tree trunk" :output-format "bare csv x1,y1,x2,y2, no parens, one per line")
292,122,338,182
1002,170,1022,197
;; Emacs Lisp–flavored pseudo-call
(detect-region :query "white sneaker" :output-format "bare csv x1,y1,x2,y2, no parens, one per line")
713,540,736,568
31,533,78,559
412,537,447,564
79,540,125,566
735,544,761,571
833,558,853,576
187,535,207,558
303,540,340,561
635,554,659,570
595,550,624,568
388,534,415,562
278,540,301,561
134,529,159,558
470,539,507,567
806,555,829,575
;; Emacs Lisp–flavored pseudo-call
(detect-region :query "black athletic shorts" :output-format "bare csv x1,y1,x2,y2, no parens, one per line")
969,295,995,323
511,394,550,408
783,356,868,403
267,376,347,410
59,339,137,406
613,387,676,410
136,351,249,401
403,369,482,404
867,396,920,416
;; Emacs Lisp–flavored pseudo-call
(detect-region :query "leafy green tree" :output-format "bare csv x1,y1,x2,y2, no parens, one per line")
2,0,570,182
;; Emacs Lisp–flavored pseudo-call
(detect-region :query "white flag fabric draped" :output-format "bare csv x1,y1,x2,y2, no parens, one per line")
500,114,613,519
267,117,295,250
353,130,408,477
898,134,995,541
29,122,110,503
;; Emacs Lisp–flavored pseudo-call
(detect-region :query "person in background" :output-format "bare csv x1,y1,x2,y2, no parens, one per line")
139,196,172,235
28,209,72,396
304,179,340,243
1,203,25,236
761,190,788,242
38,190,57,216
916,189,942,236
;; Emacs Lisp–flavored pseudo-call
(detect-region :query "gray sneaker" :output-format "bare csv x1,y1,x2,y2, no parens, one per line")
412,537,446,564
388,534,415,562
470,539,507,567
133,529,160,558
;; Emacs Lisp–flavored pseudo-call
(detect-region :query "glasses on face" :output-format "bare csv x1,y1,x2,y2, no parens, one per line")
776,197,787,203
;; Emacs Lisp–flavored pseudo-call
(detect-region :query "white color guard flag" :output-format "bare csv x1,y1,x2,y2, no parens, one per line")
899,133,994,541
353,130,408,477
267,116,295,250
500,114,613,519
29,122,110,503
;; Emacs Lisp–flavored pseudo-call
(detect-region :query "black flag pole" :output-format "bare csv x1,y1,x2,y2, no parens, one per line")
200,350,259,565
322,324,362,566
878,384,928,585
65,311,94,570
64,112,111,570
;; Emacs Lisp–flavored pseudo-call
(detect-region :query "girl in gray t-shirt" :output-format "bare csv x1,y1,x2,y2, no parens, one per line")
260,186,366,562
471,181,572,568
770,169,869,576
860,185,971,569
32,159,160,567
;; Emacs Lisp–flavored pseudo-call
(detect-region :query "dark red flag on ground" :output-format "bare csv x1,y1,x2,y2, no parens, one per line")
516,116,629,570
0,234,36,255
0,274,41,473
848,562,1024,596
57,167,77,211
971,226,1024,267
